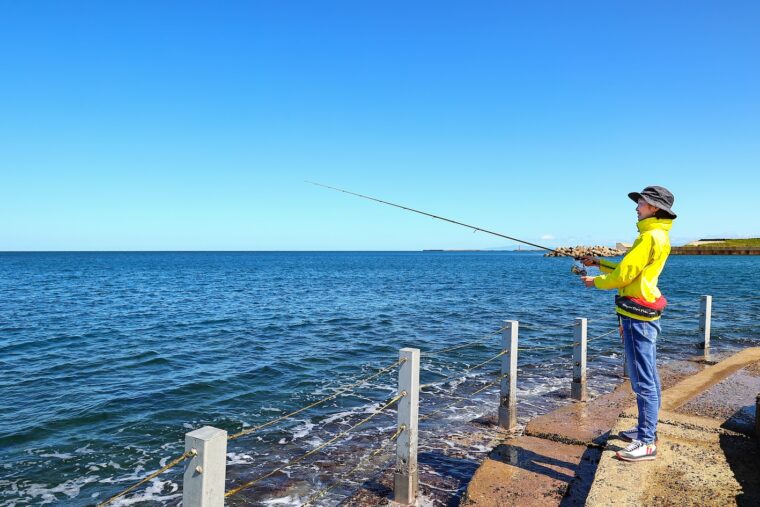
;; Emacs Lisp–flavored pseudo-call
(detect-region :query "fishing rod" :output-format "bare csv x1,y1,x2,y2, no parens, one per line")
307,181,587,272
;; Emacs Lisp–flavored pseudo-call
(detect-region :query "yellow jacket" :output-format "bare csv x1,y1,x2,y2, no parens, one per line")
594,217,673,320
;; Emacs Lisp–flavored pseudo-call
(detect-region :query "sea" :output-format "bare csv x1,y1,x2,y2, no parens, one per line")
1,252,758,506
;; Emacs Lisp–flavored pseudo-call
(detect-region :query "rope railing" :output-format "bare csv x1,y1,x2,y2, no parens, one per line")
420,317,607,359
665,314,703,322
513,325,618,352
517,319,594,330
96,296,717,507
420,373,508,421
584,328,619,344
228,358,404,441
518,342,575,351
421,325,621,400
96,359,404,506
224,392,405,499
96,449,196,507
420,350,506,391
300,425,405,506
421,325,506,357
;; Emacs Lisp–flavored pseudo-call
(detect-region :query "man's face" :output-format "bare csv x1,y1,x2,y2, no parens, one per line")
636,198,660,220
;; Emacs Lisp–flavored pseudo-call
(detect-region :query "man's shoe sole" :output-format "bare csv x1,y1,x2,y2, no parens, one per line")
615,451,657,462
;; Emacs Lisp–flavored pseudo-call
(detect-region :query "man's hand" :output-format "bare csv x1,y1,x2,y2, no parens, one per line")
579,255,600,267
581,276,596,288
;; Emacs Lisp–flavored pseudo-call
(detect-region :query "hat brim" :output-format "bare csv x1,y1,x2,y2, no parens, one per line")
628,191,677,219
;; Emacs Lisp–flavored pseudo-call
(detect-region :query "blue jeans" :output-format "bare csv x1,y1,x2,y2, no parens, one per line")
621,316,662,444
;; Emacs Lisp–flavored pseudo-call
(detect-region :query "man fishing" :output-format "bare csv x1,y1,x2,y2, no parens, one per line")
580,186,676,462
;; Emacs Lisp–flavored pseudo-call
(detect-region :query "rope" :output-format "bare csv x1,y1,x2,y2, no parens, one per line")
224,393,405,498
518,326,621,351
585,328,618,343
664,315,700,322
518,342,574,351
558,318,596,328
418,480,462,493
420,373,508,421
228,359,404,441
96,449,196,507
421,325,506,357
420,350,506,391
300,425,404,506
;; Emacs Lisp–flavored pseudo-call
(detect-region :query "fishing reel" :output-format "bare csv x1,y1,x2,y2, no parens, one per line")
570,261,587,276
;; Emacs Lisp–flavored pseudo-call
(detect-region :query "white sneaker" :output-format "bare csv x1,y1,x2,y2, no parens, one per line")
616,439,656,462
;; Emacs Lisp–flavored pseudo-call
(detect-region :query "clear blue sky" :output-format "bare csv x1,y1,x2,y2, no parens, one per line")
2,1,758,251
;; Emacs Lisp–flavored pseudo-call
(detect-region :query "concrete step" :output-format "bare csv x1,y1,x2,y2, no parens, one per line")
461,349,760,507
586,347,760,506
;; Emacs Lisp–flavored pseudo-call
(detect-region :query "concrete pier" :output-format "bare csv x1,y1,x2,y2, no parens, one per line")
461,348,760,507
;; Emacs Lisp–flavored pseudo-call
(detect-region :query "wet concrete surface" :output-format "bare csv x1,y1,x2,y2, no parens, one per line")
676,366,760,436
660,348,760,411
459,360,703,507
523,383,633,447
461,436,600,507
523,360,703,448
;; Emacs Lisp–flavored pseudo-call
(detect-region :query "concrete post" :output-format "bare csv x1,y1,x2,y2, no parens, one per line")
571,318,588,401
499,320,518,431
699,295,712,350
394,348,420,505
183,426,227,507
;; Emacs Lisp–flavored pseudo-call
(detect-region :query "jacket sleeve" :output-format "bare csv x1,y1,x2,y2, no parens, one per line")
599,258,618,273
594,234,653,290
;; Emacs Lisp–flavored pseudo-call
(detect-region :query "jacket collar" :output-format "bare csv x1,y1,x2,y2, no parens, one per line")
637,217,673,233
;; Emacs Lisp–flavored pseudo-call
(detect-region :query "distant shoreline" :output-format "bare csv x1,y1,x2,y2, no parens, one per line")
671,246,760,255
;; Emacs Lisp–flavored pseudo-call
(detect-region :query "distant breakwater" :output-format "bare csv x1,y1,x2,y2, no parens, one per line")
544,245,626,257
545,245,760,257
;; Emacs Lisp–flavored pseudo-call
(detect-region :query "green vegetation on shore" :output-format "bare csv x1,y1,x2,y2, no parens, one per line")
680,238,760,248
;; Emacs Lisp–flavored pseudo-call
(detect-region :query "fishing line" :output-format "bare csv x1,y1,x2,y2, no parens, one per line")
307,181,585,270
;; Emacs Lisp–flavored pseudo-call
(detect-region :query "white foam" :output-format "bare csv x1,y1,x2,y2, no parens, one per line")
99,464,147,484
226,451,256,465
319,409,358,426
108,478,180,506
305,436,324,447
75,443,95,454
260,494,302,506
291,421,315,439
15,475,98,505
417,491,437,507
38,452,74,459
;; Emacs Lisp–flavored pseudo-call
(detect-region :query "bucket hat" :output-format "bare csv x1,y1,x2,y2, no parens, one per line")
628,186,676,219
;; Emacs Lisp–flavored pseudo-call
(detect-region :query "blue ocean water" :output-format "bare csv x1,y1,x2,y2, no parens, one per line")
0,252,758,506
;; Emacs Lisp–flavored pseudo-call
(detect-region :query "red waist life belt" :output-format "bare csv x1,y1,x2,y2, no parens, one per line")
628,295,668,311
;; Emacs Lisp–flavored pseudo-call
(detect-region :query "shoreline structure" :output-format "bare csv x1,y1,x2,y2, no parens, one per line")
462,348,760,506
